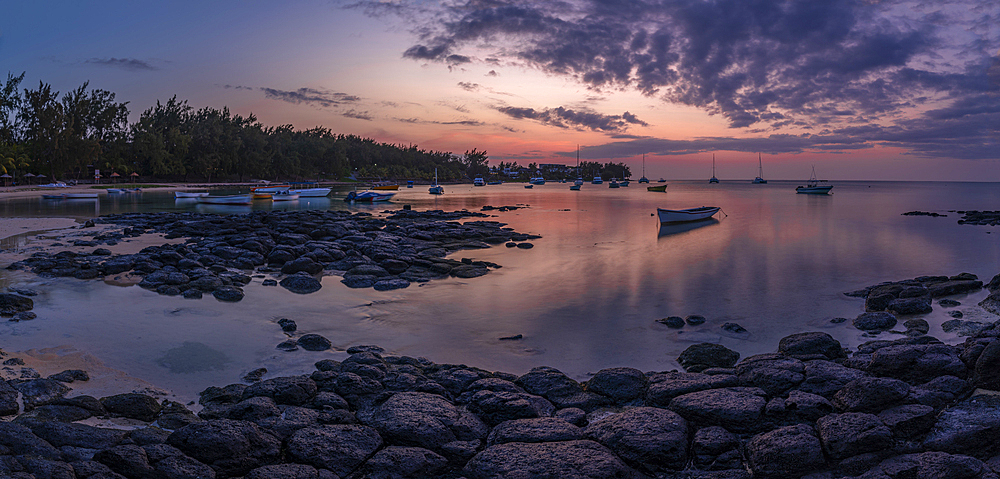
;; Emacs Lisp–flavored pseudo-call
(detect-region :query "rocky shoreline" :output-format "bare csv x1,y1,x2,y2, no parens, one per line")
1,290,999,477
4,209,540,300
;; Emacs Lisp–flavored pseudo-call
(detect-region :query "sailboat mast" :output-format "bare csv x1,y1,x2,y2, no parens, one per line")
758,152,763,177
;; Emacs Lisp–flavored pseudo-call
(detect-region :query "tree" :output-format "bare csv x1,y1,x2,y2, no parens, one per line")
0,72,25,144
462,148,489,178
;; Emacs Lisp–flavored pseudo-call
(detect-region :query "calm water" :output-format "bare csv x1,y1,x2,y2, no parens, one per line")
1,181,998,401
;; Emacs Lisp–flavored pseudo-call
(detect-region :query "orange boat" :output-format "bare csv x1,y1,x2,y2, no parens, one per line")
371,182,399,190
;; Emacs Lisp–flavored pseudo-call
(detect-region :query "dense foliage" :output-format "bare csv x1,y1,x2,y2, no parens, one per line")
0,73,631,184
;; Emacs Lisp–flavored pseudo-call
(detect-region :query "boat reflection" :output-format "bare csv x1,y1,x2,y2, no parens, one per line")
194,204,253,215
657,218,720,238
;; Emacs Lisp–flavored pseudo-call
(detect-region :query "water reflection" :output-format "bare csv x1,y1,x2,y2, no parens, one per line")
658,218,720,238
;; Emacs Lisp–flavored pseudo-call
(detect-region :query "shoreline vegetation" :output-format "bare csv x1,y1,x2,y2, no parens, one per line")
0,206,999,477
1,72,633,189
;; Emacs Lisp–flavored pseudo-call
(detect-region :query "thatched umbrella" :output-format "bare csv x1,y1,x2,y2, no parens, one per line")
1,173,11,187
23,173,34,185
110,172,121,184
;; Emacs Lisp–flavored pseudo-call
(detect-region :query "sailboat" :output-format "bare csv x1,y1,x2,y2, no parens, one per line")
795,166,833,194
429,168,444,194
751,153,767,184
639,154,650,183
709,154,720,183
571,146,583,189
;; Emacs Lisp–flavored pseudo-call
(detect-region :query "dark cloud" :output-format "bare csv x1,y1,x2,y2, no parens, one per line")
84,57,157,71
260,87,360,108
486,70,499,76
457,82,480,91
351,0,996,138
497,105,648,132
343,110,373,120
221,84,254,91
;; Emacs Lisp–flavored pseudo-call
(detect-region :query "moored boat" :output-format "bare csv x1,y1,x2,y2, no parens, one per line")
429,168,444,195
592,176,603,184
372,182,399,190
569,184,581,191
529,177,545,185
288,188,331,197
197,194,253,205
710,154,720,183
796,166,833,194
473,177,486,186
271,192,300,201
647,185,667,192
174,191,210,198
345,191,395,202
639,154,649,183
252,185,292,194
657,206,721,224
751,153,767,184
609,178,620,188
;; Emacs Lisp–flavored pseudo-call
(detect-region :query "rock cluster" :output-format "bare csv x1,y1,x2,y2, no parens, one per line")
957,211,1000,226
2,322,1000,478
845,273,987,332
5,210,540,299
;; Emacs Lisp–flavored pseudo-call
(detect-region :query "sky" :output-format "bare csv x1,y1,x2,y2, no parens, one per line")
2,0,998,181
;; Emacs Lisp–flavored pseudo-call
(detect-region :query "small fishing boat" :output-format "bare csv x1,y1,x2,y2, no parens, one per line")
620,180,630,187
271,191,300,201
38,182,69,188
197,194,253,205
372,181,399,190
174,191,210,198
524,184,533,189
106,188,127,194
751,153,767,184
63,193,100,199
473,177,486,186
592,176,604,184
796,166,833,194
429,168,444,195
407,180,414,188
288,187,331,197
488,180,502,185
609,178,620,188
647,185,667,192
529,177,545,185
253,192,273,200
657,206,721,224
252,185,292,194
346,191,395,202
41,194,64,199
709,154,720,183
658,178,666,183
569,184,581,191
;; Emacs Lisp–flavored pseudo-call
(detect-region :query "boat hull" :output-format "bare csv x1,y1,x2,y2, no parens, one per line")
796,185,833,194
175,191,210,198
289,188,331,197
372,184,399,190
197,194,253,205
271,194,299,201
429,186,444,195
346,191,395,202
569,185,581,190
657,206,720,224
647,185,667,192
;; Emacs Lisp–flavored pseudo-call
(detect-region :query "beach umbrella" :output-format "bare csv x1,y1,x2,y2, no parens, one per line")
24,172,34,185
1,173,11,186
130,172,139,177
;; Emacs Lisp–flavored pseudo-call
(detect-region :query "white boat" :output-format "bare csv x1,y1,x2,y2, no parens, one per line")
197,194,253,205
796,166,833,194
271,192,300,201
473,177,485,186
174,191,210,198
429,168,444,195
751,153,767,184
658,178,666,183
529,177,545,185
106,188,127,194
657,206,721,224
639,154,650,183
592,176,603,184
38,182,69,188
288,187,331,197
251,185,292,193
346,190,395,202
63,193,99,199
709,154,719,183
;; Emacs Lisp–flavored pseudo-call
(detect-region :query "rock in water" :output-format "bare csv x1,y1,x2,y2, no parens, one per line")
297,334,332,351
0,293,33,316
280,273,322,294
854,311,897,331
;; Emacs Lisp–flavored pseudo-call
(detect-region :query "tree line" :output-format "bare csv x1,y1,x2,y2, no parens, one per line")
0,72,471,183
0,72,632,184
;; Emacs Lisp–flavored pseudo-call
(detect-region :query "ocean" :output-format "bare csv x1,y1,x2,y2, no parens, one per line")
1,180,998,401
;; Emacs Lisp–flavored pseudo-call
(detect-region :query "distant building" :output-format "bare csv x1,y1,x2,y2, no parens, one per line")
539,163,572,174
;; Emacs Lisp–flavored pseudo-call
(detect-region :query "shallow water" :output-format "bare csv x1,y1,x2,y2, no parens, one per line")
1,181,998,401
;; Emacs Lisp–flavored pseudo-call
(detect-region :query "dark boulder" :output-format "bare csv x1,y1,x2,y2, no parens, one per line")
280,273,322,294
486,417,583,446
12,378,70,410
799,360,868,398
297,334,332,351
584,367,647,403
245,463,326,479
657,316,685,328
865,344,967,384
832,377,910,413
26,420,127,450
854,312,897,331
373,278,410,291
816,412,893,460
778,332,845,360
668,387,768,433
735,354,805,396
93,444,155,478
242,376,318,406
927,279,983,297
0,381,18,416
281,257,323,275
677,343,740,372
166,419,282,477
746,424,825,479
0,293,33,315
287,424,383,477
645,371,740,406
888,297,933,315
465,389,555,426
212,286,245,302
584,406,688,471
364,391,488,451
359,446,449,479
861,451,992,479
878,404,937,438
101,393,163,421
463,440,635,479
692,426,742,471
923,395,1000,458
971,340,1000,391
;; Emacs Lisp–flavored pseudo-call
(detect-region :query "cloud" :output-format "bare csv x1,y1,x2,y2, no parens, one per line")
457,82,480,91
343,109,373,120
497,105,648,133
350,0,997,136
260,87,360,108
84,57,157,71
221,84,254,91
